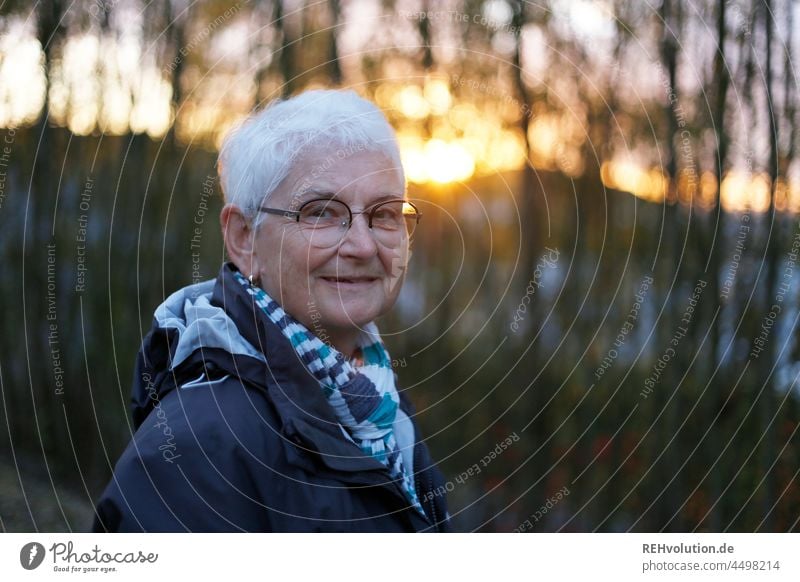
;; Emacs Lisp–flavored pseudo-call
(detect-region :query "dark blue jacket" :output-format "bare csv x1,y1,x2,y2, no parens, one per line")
92,263,450,532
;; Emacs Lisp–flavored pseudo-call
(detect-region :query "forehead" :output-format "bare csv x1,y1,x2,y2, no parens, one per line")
273,144,405,205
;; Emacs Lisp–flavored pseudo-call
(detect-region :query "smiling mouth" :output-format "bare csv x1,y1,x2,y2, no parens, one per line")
319,276,380,284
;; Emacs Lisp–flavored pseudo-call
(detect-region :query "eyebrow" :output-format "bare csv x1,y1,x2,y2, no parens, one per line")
293,189,406,205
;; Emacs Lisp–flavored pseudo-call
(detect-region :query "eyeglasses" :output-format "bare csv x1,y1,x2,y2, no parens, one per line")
258,198,421,248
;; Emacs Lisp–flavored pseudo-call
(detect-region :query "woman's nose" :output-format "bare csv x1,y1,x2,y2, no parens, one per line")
338,213,378,257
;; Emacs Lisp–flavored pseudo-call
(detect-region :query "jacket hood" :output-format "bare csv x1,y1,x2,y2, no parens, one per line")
130,276,265,429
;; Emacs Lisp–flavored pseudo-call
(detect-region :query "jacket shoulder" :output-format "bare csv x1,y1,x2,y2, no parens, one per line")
93,376,285,532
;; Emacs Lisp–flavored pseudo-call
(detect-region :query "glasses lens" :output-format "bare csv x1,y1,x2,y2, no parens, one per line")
297,198,419,248
371,201,419,247
298,199,350,248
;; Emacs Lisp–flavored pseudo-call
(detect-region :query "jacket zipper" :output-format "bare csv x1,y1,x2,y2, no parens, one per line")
290,423,435,530
425,461,440,530
414,442,439,531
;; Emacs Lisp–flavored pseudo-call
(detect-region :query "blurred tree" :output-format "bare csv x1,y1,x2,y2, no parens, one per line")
1,0,799,532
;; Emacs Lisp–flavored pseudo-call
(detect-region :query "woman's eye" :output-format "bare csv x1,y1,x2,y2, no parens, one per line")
308,207,331,217
302,203,340,220
373,206,400,222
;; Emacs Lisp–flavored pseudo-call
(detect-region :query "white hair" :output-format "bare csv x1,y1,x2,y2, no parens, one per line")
218,89,405,225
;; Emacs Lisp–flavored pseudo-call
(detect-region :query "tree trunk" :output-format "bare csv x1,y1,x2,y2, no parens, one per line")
328,0,343,85
275,0,295,97
758,0,779,531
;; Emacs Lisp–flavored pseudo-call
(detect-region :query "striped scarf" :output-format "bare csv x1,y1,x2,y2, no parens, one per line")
234,271,424,516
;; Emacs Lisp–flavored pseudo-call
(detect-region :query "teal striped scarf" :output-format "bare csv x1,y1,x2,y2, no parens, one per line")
235,271,424,516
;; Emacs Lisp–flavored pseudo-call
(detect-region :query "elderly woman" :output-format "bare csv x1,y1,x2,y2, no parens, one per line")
92,90,450,532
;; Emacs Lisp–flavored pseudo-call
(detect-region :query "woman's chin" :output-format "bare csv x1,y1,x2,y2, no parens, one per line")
313,302,384,333
324,312,378,332
313,287,385,319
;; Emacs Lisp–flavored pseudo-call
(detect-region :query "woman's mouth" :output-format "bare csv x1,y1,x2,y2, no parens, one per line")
319,276,380,286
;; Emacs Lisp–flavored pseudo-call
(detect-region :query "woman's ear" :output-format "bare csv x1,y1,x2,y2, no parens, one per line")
220,203,258,277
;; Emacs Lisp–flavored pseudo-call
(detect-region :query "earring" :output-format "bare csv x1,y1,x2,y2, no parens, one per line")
248,274,257,287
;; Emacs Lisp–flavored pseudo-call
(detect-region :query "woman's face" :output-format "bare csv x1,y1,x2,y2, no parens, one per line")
252,145,409,345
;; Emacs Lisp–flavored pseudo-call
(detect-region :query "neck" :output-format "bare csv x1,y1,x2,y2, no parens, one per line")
327,329,360,359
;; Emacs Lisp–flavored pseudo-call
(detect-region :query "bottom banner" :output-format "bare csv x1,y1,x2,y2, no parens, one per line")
1,533,797,581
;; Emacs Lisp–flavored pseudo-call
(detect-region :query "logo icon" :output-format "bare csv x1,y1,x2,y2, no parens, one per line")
384,246,411,296
20,542,45,570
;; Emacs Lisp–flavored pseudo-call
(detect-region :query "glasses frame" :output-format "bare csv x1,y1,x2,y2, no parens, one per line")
258,197,422,233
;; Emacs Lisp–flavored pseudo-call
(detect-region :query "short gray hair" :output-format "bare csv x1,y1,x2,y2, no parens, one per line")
217,89,405,224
